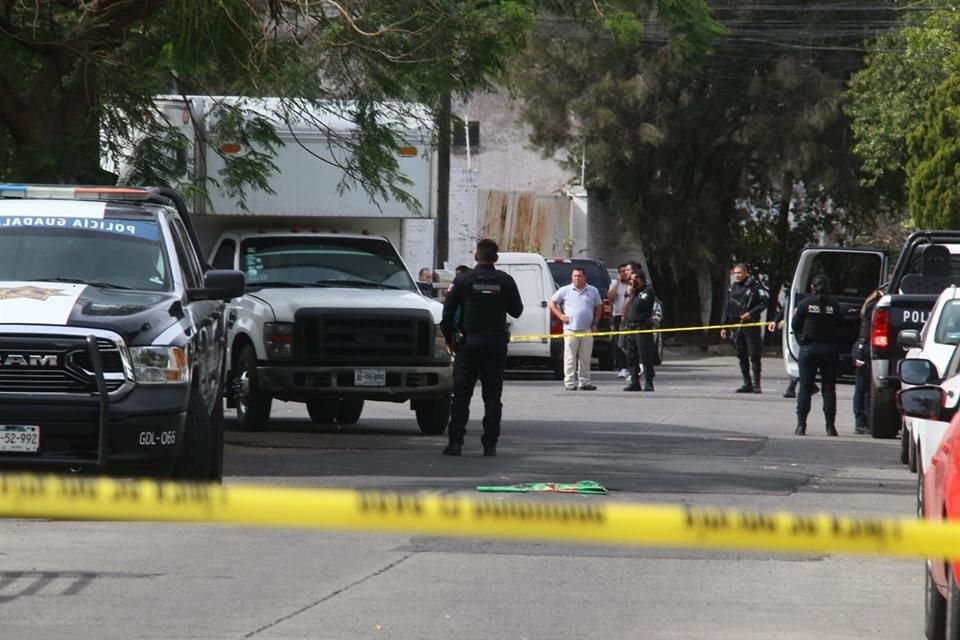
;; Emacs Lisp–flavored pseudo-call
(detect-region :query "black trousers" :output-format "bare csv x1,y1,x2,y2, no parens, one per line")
448,333,509,446
613,315,628,369
797,342,838,427
624,324,655,383
733,325,762,384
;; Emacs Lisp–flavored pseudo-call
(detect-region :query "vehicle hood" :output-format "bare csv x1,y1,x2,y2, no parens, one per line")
0,281,182,345
248,287,443,323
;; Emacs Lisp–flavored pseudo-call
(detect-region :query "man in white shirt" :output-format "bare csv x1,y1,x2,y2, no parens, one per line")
607,262,632,378
549,267,603,390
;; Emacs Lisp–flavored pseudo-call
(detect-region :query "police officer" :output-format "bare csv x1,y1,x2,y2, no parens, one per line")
440,239,523,457
720,263,769,393
793,274,840,436
622,269,657,392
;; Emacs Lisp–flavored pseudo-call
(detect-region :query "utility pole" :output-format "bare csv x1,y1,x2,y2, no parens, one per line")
435,93,451,268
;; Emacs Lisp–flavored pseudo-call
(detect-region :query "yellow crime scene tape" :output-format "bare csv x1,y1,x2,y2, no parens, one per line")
510,320,768,342
0,473,955,559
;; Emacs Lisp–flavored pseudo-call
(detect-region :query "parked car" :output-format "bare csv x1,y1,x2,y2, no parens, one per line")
497,252,563,379
897,285,960,472
546,258,617,370
898,383,960,639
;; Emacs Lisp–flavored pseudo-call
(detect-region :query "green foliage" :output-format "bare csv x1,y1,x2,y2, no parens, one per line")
906,73,960,228
846,3,960,199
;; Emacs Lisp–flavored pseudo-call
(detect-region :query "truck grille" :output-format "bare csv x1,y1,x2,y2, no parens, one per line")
0,334,126,394
295,308,433,364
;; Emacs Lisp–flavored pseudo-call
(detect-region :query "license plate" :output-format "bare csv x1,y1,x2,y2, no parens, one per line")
0,425,39,452
354,369,386,387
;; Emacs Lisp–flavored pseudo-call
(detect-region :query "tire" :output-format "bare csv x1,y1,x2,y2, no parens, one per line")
869,381,899,439
928,561,947,640
946,563,960,640
414,397,449,435
234,346,272,431
173,391,214,481
307,399,339,423
336,398,364,424
901,420,911,465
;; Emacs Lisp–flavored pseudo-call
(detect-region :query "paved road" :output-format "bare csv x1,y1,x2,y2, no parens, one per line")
0,355,921,639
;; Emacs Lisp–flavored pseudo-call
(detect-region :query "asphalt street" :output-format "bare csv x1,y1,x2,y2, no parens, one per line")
0,353,921,639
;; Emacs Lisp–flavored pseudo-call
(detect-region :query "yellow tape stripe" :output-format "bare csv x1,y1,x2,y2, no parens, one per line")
511,321,768,342
0,474,950,559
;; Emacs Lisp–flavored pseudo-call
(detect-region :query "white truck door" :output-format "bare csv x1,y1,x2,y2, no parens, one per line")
784,248,887,379
506,264,550,359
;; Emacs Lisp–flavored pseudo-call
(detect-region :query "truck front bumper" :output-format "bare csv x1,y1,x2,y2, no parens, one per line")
0,386,188,476
257,364,453,402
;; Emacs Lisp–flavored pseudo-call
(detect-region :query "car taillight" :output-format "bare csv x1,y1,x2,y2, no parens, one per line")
602,299,612,320
550,314,563,335
871,307,889,349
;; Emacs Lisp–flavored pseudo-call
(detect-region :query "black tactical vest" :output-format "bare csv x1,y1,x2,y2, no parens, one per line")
461,269,509,335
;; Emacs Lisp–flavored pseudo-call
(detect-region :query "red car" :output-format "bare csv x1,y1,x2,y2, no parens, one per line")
900,381,960,639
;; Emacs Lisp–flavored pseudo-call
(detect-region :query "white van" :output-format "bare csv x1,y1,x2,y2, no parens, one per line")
496,252,563,379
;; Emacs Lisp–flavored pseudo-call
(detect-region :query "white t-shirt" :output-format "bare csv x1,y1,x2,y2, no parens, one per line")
551,284,602,331
608,280,628,316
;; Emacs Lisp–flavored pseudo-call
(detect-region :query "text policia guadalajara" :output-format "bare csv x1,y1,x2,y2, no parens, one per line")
0,216,145,237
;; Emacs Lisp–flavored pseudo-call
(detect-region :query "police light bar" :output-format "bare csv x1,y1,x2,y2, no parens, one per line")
0,184,150,201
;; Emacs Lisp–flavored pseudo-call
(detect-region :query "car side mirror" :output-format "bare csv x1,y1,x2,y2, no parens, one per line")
898,358,940,385
897,329,922,349
896,386,945,419
188,269,246,302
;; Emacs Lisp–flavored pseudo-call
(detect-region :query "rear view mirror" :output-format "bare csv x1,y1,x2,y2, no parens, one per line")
897,386,945,419
898,329,922,349
899,358,940,386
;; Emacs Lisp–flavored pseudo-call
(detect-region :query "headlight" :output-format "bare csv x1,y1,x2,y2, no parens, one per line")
434,324,451,361
130,346,189,384
264,322,295,359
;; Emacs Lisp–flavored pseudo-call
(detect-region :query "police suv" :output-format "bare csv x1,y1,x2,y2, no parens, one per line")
0,185,244,480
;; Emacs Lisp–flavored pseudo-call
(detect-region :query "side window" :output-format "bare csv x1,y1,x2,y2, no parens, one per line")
212,240,236,270
169,219,203,289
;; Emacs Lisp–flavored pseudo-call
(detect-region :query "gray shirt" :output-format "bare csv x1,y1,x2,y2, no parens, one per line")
551,283,602,331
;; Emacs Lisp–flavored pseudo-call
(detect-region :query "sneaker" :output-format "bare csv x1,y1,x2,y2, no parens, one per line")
565,386,577,391
753,386,762,394
617,369,629,379
579,384,597,391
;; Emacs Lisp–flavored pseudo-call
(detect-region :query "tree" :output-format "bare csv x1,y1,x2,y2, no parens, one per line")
510,1,892,326
0,0,537,205
906,73,960,228
845,2,960,207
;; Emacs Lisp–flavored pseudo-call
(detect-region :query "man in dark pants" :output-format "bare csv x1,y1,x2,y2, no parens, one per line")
440,239,523,457
720,263,769,393
852,289,882,434
794,274,840,436
622,270,657,392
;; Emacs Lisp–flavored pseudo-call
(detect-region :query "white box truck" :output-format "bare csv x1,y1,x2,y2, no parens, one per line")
118,96,453,434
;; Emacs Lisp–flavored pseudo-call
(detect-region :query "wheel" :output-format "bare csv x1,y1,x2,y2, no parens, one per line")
946,563,960,640
928,561,947,640
413,397,449,435
910,433,919,474
654,332,664,365
901,420,911,465
336,398,364,424
234,346,272,431
868,382,899,439
307,399,339,423
173,391,214,481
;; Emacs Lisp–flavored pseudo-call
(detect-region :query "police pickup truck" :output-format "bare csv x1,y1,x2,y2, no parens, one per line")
0,185,244,480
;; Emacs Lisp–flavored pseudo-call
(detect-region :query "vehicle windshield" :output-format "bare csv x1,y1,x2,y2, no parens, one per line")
936,299,960,345
0,214,169,291
806,252,883,300
240,236,417,291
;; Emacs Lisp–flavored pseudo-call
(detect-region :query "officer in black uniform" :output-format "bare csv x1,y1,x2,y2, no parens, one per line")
793,274,840,436
622,269,657,392
721,263,769,393
440,239,523,457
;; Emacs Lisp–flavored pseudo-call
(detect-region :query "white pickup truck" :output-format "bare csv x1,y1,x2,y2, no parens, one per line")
209,229,453,434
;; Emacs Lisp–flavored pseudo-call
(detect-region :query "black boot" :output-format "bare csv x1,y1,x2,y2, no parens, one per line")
783,378,797,398
826,424,839,437
735,383,754,393
442,442,462,456
643,380,654,392
794,423,806,436
752,366,762,394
